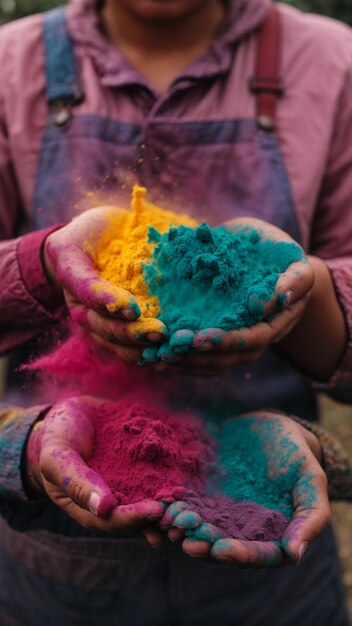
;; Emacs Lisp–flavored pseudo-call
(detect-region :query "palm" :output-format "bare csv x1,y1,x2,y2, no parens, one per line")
159,411,329,568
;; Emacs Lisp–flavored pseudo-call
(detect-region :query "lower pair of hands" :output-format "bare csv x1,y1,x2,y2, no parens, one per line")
25,396,330,568
44,210,314,376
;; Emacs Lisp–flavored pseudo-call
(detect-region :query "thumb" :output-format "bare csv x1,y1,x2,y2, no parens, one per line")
40,444,117,518
49,242,141,321
281,466,331,563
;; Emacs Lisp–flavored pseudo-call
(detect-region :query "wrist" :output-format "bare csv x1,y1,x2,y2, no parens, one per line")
278,256,347,380
42,233,61,294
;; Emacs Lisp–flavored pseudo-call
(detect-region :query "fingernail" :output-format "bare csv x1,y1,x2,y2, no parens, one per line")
89,492,100,515
148,514,163,522
121,307,137,321
297,541,309,563
284,289,295,309
147,332,163,342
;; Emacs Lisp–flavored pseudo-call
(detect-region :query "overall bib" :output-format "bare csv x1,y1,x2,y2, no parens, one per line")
0,7,348,626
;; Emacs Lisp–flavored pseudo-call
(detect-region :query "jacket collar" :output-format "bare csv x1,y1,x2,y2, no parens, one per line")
67,0,270,89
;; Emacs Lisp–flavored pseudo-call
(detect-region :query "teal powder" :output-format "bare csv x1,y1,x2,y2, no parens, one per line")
215,416,309,518
142,223,303,359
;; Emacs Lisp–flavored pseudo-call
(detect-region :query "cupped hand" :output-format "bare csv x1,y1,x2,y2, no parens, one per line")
43,207,167,363
25,396,166,532
160,410,330,568
154,217,313,376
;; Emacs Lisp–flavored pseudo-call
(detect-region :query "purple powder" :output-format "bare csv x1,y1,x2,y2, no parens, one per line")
184,493,289,541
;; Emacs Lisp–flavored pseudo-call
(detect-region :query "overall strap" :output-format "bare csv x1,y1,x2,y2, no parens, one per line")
43,7,84,127
249,5,284,131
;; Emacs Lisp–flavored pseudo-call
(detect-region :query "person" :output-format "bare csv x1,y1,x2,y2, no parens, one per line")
0,0,351,623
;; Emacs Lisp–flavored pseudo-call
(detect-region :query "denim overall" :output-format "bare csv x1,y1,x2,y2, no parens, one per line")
0,8,348,626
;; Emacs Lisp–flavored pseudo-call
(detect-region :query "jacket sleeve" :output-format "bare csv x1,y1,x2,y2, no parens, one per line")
0,403,49,500
0,90,65,355
309,68,352,401
290,415,352,501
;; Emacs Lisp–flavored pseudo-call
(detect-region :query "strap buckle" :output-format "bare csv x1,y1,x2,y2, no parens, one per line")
50,101,73,128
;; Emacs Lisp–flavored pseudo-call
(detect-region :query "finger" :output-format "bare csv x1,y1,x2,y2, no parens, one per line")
208,301,306,354
185,523,224,543
159,501,189,529
182,537,212,558
210,538,286,568
170,330,196,355
111,501,166,530
39,399,118,518
40,445,117,518
63,268,140,320
275,260,314,306
142,526,167,548
49,493,166,532
282,469,331,563
75,307,167,346
172,510,202,529
168,527,186,543
141,345,161,364
157,342,180,363
193,329,225,352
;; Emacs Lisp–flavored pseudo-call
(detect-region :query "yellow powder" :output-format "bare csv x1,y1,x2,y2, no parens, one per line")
94,186,197,318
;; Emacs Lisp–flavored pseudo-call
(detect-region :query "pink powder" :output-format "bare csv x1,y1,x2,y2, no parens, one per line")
87,401,216,504
27,327,289,541
87,399,288,541
25,327,162,402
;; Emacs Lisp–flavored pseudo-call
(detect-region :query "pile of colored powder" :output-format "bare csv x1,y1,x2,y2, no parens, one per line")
87,401,290,541
26,341,291,541
142,222,303,360
184,495,288,542
94,186,303,361
94,186,196,318
87,401,216,504
216,416,304,518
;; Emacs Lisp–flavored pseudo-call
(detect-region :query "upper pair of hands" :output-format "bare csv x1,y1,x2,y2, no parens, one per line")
43,207,314,376
25,396,330,568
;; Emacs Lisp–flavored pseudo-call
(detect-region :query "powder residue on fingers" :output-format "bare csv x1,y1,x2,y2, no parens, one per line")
86,400,290,541
93,187,303,360
143,222,304,336
184,494,289,542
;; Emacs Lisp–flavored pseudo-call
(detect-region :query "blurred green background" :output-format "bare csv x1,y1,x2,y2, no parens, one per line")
0,0,351,617
0,0,351,24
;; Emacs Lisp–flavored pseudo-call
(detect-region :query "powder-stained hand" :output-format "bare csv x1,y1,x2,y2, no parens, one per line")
43,205,167,363
165,410,330,568
24,396,166,532
165,217,313,376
